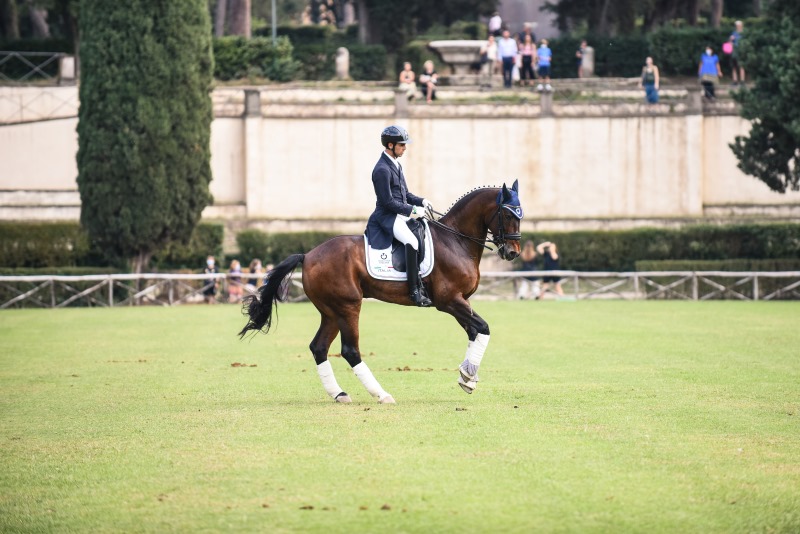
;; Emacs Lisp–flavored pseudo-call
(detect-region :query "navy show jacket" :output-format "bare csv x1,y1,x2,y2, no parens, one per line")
365,152,425,249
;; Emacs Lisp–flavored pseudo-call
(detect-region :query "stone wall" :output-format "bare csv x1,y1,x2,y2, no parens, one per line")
1,86,798,238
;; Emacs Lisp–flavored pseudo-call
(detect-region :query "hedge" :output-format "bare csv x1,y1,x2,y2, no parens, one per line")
0,222,89,268
520,224,800,272
0,222,224,271
236,230,340,267
213,36,299,81
152,224,225,270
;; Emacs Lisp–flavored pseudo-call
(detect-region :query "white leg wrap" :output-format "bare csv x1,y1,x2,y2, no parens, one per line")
316,360,344,399
466,333,490,367
353,362,390,400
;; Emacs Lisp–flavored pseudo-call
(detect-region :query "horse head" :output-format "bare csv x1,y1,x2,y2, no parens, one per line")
492,180,523,261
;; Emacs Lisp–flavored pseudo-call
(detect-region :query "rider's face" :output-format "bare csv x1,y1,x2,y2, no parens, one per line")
391,143,407,158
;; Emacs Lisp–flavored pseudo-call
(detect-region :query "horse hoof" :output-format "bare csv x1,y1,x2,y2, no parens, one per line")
335,393,352,403
458,376,476,394
379,395,396,404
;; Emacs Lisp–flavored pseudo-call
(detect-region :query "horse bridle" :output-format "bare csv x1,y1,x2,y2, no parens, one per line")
427,204,522,252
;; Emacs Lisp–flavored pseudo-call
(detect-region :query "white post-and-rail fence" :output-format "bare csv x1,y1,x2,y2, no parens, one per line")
1,271,799,309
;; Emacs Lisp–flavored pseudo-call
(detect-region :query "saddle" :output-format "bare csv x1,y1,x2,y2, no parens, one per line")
364,219,434,281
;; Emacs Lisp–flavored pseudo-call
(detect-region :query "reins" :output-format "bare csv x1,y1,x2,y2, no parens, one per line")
425,204,520,252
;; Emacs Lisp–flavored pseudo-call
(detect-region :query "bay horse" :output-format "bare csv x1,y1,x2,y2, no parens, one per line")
239,181,523,403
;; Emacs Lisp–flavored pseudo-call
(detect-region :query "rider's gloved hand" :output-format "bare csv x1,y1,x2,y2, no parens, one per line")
409,206,426,219
422,199,432,209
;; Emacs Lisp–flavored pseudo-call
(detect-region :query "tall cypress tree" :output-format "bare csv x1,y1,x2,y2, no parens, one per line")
77,0,214,272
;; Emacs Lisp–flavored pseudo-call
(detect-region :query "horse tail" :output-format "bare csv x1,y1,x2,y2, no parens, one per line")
238,253,305,339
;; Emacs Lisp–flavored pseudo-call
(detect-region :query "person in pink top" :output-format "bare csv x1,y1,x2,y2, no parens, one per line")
518,34,537,87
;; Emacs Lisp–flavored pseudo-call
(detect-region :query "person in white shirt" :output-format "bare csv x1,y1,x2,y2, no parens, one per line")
496,29,518,89
488,11,502,37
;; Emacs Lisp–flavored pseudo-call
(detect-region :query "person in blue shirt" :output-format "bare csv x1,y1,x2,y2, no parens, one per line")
698,45,723,100
536,39,552,92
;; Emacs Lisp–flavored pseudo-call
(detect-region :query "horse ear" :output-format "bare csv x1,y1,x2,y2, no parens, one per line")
512,179,519,192
502,183,511,202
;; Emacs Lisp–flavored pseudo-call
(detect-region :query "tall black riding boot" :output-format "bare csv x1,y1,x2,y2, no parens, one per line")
405,244,432,307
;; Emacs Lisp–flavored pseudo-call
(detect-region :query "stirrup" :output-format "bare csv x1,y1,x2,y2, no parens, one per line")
410,288,432,307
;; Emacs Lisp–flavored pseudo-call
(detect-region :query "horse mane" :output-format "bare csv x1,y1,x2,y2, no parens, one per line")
441,185,500,217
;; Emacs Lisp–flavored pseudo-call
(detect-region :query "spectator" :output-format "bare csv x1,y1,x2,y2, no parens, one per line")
228,259,243,303
497,29,518,89
518,34,537,87
516,240,541,300
536,39,552,92
479,35,499,89
638,56,660,104
730,20,745,86
576,40,587,78
247,258,264,292
699,45,723,100
398,61,417,101
515,22,536,46
488,11,502,37
536,241,564,298
419,60,438,103
203,255,218,304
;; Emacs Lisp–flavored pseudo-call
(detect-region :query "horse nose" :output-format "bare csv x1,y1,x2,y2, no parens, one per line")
507,249,519,260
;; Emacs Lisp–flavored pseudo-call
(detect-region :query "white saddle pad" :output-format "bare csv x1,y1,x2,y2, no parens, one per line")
364,220,434,281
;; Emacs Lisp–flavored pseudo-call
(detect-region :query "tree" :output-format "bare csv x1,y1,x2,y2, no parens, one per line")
730,0,800,193
356,0,497,49
77,0,214,272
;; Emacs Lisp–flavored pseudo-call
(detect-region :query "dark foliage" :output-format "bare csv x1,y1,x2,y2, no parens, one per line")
730,0,800,193
76,1,214,272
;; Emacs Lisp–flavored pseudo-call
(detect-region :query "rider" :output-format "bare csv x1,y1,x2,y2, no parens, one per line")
366,125,433,307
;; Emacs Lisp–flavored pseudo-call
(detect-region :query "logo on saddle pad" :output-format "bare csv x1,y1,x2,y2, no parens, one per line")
364,219,434,281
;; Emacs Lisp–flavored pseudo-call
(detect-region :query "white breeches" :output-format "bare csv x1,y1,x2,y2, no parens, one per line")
393,214,419,250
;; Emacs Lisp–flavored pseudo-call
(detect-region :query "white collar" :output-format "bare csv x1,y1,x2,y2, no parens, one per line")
384,151,401,169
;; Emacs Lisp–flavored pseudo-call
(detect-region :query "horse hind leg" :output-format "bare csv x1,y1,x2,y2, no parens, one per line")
338,315,396,404
310,315,351,403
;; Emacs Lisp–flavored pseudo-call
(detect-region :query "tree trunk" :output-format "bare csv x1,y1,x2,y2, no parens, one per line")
229,0,250,37
131,251,152,275
26,0,50,38
752,0,761,16
356,0,370,44
597,0,612,35
686,0,700,26
214,0,227,37
710,0,723,27
0,0,20,40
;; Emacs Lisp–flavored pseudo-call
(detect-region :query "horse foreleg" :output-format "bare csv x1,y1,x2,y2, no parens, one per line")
337,313,396,404
442,298,490,394
310,315,351,403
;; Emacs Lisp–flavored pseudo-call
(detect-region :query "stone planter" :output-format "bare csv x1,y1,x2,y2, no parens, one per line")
428,40,485,75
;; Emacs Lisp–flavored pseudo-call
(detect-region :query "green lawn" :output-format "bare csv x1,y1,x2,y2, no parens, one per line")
1,301,799,533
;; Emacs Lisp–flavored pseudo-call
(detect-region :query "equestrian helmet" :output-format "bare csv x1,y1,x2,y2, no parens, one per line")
381,125,412,148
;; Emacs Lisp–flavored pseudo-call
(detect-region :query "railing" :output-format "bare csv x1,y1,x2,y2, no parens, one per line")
1,271,799,309
0,51,67,83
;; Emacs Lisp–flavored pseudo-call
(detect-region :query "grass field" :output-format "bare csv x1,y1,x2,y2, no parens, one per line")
1,301,799,533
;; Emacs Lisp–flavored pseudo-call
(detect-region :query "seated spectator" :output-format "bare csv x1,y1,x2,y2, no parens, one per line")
398,62,417,101
419,60,438,104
